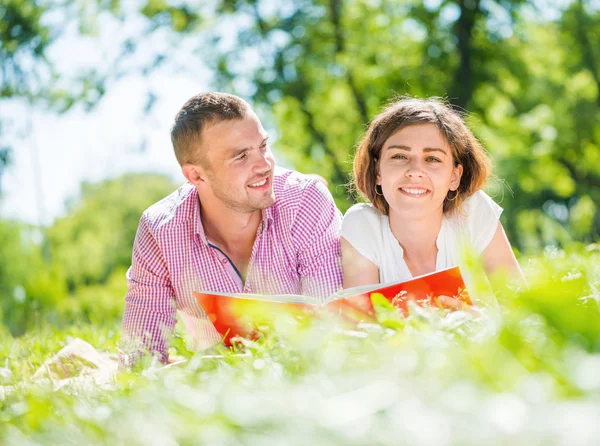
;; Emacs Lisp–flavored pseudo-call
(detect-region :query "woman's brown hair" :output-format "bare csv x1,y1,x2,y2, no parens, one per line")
353,96,492,215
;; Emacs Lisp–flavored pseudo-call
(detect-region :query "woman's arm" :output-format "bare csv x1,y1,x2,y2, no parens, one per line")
341,237,380,288
481,222,526,284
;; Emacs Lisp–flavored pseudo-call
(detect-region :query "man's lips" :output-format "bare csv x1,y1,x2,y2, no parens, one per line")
247,176,270,189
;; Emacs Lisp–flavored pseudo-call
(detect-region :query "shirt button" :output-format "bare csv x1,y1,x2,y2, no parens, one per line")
221,258,227,264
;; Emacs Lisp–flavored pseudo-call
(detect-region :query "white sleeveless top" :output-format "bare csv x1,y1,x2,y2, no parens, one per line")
340,191,502,283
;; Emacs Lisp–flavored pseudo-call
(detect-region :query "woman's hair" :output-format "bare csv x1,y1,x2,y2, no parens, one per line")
353,96,492,215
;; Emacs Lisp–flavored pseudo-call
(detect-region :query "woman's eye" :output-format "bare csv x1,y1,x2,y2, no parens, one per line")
392,154,407,160
426,157,441,163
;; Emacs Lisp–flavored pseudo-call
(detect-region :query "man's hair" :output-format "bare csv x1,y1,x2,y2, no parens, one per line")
171,92,251,166
353,96,492,215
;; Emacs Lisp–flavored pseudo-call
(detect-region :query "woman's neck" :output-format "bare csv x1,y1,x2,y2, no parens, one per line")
388,210,443,276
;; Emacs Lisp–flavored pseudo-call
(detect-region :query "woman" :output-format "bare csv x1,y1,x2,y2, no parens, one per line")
341,97,524,302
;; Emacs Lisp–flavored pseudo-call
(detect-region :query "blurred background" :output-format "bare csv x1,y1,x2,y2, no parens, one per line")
1,0,599,336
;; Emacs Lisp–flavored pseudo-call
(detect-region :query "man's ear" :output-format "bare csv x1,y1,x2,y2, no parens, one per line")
182,163,206,188
450,164,463,191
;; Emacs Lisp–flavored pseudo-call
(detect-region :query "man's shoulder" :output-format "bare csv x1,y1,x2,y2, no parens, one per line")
272,168,334,210
142,183,197,232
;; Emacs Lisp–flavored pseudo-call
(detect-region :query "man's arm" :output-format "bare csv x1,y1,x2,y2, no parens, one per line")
119,215,177,368
294,180,343,299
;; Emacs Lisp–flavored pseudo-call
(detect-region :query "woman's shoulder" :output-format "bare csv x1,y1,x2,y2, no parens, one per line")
340,203,385,266
458,190,503,224
343,203,385,226
341,203,385,244
461,190,502,213
448,189,503,252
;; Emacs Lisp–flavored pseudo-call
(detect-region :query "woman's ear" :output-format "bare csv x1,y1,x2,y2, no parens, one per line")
450,164,463,191
375,158,381,185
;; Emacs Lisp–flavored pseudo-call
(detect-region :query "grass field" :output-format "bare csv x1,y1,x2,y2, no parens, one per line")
1,246,599,445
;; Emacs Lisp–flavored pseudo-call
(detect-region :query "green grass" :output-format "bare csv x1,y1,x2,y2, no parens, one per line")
1,247,600,445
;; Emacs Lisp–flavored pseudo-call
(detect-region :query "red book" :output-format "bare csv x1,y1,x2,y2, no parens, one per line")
194,266,471,346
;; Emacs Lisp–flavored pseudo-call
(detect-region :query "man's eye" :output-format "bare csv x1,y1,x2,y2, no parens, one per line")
236,153,247,161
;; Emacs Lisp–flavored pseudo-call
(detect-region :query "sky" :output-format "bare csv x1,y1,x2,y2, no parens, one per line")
0,6,219,226
1,74,203,226
0,1,293,227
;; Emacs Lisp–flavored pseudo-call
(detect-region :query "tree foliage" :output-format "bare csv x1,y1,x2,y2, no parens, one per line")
1,0,599,251
46,173,178,291
0,173,178,334
198,0,600,248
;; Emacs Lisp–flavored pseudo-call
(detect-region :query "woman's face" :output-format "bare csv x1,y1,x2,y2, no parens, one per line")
377,123,463,219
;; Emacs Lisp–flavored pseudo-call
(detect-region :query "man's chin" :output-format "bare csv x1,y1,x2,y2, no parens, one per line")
255,193,276,210
240,190,274,212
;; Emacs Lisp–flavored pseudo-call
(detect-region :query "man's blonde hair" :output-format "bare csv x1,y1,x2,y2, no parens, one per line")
170,92,251,166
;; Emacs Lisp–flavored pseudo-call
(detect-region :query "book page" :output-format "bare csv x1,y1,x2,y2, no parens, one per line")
332,265,467,300
194,290,321,305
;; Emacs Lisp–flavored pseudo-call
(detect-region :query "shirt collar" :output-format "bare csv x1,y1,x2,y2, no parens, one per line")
191,190,208,244
191,189,275,244
261,204,274,233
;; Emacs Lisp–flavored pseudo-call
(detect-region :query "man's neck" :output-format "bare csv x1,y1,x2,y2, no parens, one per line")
200,201,262,254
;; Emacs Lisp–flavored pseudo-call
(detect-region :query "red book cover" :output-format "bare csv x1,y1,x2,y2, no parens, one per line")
194,266,470,346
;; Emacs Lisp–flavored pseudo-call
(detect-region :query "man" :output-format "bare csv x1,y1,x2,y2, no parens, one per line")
120,92,342,366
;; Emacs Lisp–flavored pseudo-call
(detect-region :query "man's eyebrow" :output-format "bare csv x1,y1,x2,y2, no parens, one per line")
229,136,270,158
230,147,249,158
386,144,447,154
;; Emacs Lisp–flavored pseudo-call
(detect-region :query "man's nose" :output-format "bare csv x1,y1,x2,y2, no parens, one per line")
253,149,273,172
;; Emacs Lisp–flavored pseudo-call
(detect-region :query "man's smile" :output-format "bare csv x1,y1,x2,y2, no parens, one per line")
247,176,271,189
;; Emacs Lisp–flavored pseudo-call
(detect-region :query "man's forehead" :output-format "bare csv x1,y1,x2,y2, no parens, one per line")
201,115,268,157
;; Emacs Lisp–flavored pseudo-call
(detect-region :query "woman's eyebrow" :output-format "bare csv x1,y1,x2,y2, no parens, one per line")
386,144,411,151
386,145,447,154
423,147,447,154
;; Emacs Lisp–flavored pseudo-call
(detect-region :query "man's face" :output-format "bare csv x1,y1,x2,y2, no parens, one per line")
199,113,275,213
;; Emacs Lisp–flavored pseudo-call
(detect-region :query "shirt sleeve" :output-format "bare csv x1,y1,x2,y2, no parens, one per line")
119,214,177,367
292,179,343,300
463,190,503,253
339,204,382,266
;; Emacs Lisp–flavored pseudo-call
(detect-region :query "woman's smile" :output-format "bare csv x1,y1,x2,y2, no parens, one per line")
397,186,431,197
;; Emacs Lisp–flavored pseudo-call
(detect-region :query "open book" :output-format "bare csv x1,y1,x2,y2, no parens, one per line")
193,266,471,346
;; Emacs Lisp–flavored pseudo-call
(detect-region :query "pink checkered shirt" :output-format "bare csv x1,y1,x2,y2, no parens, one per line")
120,169,343,365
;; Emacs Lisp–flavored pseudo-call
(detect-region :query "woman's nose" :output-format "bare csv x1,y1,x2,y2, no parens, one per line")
405,159,424,177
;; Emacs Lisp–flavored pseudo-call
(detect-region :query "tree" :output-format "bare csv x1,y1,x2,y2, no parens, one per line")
47,173,178,291
3,0,600,250
202,0,600,248
0,172,179,334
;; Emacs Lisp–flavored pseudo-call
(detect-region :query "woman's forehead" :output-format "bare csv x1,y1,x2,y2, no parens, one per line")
383,123,448,149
